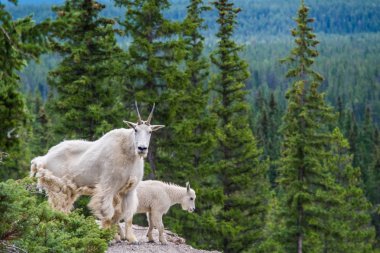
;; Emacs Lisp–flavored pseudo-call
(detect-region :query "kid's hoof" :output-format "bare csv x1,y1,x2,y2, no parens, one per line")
147,240,155,243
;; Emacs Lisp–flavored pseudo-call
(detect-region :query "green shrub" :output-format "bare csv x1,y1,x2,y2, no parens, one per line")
0,177,114,253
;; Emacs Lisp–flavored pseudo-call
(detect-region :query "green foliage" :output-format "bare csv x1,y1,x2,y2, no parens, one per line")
47,0,124,141
0,0,49,180
209,0,270,252
323,128,375,252
158,0,221,249
253,91,282,186
276,2,342,252
1,0,380,251
115,0,186,179
0,177,113,253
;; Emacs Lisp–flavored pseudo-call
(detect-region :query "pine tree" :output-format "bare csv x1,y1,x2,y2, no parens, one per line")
276,1,341,252
267,93,282,184
0,0,49,179
115,0,185,179
355,106,376,191
48,0,124,141
323,128,375,252
255,92,282,186
367,126,380,244
210,1,270,252
27,90,52,158
159,1,220,248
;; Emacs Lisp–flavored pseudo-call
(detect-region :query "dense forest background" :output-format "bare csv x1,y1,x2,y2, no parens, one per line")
8,0,380,124
1,0,380,252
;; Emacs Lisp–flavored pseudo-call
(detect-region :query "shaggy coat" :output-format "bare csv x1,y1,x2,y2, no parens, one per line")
31,128,144,242
124,180,196,244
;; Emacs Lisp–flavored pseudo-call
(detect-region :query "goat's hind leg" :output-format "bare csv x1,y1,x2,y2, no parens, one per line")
146,212,155,242
151,211,167,245
146,213,154,242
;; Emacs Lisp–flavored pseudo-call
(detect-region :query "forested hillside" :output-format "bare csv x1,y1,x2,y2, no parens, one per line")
1,0,380,252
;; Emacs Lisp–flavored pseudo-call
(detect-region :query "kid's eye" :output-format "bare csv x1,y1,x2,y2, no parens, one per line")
190,197,194,200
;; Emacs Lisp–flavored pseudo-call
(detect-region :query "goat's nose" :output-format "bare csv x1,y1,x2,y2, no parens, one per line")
138,146,147,151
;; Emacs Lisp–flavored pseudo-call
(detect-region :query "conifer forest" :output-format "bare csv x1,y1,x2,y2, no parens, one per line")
1,0,380,252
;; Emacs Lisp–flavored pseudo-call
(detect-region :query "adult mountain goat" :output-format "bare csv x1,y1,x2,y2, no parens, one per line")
124,180,196,244
30,103,164,243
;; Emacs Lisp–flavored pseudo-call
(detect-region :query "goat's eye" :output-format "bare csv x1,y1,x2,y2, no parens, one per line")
134,129,138,133
190,197,194,201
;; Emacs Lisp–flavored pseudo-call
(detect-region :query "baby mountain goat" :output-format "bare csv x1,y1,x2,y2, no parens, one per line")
124,180,196,244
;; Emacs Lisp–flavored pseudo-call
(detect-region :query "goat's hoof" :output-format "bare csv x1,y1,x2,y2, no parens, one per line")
108,239,121,246
160,241,168,245
147,240,155,243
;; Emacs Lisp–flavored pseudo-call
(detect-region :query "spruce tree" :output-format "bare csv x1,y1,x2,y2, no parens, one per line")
355,107,376,191
48,0,123,141
276,1,341,252
0,0,49,179
159,1,220,248
255,92,281,186
115,0,185,179
27,90,52,158
210,1,269,252
323,128,375,252
367,127,380,244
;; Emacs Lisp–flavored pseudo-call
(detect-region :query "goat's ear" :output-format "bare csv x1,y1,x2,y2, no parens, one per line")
186,182,190,192
123,121,137,130
151,125,165,131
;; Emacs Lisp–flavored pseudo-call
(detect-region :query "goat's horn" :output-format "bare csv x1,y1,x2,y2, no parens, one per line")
146,103,155,124
135,101,142,123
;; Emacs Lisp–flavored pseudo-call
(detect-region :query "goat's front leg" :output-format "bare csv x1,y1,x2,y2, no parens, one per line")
123,189,138,244
89,188,116,223
151,211,167,245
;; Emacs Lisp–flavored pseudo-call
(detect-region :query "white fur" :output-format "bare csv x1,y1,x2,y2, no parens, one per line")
124,180,196,244
31,120,164,243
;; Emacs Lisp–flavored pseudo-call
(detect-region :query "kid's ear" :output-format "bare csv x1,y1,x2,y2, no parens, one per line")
123,121,137,130
151,125,165,131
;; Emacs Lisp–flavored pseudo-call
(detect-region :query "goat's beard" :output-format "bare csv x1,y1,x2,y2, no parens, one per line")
138,152,147,158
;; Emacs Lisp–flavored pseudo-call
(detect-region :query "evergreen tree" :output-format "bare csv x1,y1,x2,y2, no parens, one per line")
48,0,124,141
255,92,282,186
115,0,185,179
267,93,282,184
337,96,345,131
355,106,376,191
276,1,341,252
367,127,380,244
346,111,359,161
210,1,270,252
27,90,52,158
159,1,221,249
0,0,49,179
323,128,375,252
